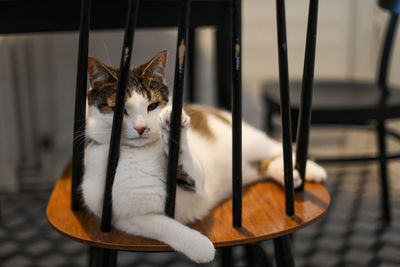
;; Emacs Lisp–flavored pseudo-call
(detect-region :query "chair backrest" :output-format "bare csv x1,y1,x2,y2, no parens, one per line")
377,0,399,89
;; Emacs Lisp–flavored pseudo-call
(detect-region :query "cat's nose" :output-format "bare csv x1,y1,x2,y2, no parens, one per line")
134,126,147,135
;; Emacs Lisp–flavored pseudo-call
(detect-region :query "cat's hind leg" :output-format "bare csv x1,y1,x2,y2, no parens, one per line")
260,155,327,188
241,123,327,187
116,214,215,263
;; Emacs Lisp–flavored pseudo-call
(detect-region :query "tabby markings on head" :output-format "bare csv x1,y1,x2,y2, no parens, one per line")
87,50,169,112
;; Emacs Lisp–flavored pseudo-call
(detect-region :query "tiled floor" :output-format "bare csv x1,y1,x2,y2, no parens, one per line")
1,129,400,266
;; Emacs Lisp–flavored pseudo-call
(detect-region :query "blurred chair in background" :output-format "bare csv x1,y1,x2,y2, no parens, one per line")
263,0,400,224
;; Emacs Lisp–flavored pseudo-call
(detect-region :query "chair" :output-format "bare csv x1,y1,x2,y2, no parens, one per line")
263,0,400,224
47,0,330,266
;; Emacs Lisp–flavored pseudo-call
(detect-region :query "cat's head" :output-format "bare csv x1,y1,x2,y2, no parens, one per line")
86,51,169,147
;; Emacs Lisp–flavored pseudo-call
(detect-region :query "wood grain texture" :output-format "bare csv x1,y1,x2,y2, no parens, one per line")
47,161,330,251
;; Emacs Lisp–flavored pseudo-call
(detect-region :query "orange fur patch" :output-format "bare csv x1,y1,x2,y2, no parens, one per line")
184,105,230,141
184,106,214,140
251,155,279,175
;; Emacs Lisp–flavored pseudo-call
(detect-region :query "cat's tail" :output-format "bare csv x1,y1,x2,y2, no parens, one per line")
116,214,215,263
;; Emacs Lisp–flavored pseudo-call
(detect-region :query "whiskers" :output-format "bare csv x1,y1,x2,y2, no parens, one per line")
73,131,89,146
72,129,113,147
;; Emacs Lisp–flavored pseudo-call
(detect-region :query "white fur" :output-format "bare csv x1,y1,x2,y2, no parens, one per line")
82,93,327,263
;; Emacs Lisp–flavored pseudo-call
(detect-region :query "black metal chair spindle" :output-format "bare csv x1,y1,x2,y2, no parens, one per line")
165,0,191,218
275,0,295,217
273,235,295,267
231,0,243,228
295,0,319,191
71,0,90,211
100,0,140,232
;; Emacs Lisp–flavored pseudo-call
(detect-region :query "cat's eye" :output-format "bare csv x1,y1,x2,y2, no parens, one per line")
147,102,159,112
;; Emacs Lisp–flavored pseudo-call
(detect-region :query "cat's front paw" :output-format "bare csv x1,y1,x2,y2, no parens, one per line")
184,231,215,263
159,106,190,154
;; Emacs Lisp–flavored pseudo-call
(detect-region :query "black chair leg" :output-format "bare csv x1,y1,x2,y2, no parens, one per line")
245,244,257,266
273,235,295,267
89,247,117,267
221,247,234,267
88,246,95,267
377,120,391,224
245,243,274,267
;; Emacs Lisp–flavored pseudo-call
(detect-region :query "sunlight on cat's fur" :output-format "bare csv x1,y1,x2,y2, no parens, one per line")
81,51,327,263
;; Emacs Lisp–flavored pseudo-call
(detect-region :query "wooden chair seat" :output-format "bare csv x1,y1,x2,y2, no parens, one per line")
47,162,330,251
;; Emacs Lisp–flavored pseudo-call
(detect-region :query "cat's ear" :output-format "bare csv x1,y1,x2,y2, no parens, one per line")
87,57,117,88
139,50,168,81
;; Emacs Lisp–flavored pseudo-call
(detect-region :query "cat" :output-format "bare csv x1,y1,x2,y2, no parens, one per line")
81,50,327,263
